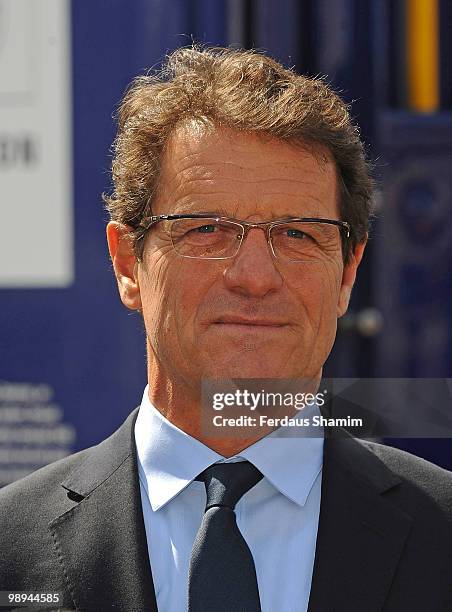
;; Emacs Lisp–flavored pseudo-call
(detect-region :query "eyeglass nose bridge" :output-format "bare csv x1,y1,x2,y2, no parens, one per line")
234,220,277,259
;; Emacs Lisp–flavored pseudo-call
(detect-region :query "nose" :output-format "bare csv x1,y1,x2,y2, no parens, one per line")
223,227,283,297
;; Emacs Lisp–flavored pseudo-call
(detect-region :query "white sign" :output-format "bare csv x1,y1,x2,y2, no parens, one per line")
0,0,73,287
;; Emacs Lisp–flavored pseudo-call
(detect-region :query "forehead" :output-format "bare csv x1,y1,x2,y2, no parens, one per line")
155,124,339,218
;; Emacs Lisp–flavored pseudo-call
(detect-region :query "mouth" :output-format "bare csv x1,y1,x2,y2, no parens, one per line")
213,317,287,328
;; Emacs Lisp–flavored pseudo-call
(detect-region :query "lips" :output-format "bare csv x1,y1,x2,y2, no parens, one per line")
214,317,287,327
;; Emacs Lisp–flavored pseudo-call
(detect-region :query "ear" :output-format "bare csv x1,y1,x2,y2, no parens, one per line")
106,222,142,310
337,239,366,318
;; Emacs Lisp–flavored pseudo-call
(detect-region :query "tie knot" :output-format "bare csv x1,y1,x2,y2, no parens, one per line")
196,461,263,511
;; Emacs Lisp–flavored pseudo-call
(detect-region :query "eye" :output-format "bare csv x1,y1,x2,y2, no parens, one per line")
286,228,307,240
195,224,217,234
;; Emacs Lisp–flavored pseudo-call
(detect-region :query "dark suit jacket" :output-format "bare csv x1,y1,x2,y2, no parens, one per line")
0,408,451,612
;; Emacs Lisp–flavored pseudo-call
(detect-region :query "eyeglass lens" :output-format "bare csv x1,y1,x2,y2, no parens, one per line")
168,218,341,261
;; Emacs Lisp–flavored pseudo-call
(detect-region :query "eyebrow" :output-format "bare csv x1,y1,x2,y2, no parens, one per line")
171,207,312,220
172,202,237,215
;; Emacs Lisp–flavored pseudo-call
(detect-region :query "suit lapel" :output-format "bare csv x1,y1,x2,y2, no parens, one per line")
308,433,413,612
49,409,158,612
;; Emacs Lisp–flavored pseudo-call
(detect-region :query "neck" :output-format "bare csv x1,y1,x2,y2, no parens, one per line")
147,354,322,457
147,382,264,458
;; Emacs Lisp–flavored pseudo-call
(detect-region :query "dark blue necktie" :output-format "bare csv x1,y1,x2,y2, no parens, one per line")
188,461,264,612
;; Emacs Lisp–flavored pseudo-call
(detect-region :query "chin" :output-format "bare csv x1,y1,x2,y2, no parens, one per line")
200,357,292,380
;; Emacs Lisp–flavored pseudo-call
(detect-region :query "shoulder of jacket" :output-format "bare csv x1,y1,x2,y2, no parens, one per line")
0,445,94,505
361,439,452,511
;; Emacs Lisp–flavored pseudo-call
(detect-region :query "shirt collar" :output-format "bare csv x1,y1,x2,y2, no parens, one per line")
135,386,324,511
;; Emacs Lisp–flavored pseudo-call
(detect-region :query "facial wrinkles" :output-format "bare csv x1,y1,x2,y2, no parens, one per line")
168,148,328,176
143,226,184,290
284,261,338,348
166,176,331,216
282,269,334,374
145,247,216,349
142,257,195,383
159,143,335,218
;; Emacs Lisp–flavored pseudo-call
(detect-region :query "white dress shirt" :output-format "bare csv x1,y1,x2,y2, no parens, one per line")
134,386,324,612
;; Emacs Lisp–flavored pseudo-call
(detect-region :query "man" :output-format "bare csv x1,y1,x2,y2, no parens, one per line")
0,47,451,612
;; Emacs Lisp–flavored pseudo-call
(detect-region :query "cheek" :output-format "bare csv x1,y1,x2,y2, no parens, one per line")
285,261,343,343
172,262,223,335
287,261,341,305
138,251,182,347
140,254,217,337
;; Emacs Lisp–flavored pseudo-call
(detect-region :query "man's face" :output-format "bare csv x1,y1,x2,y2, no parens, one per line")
118,126,362,389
